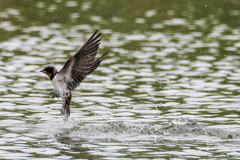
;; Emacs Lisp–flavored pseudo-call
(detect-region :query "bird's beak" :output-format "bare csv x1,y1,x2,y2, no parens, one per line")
40,69,45,72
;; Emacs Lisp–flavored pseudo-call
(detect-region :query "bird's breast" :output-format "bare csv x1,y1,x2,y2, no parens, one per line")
51,74,68,98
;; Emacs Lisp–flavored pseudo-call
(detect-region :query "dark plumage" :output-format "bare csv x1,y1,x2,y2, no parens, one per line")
40,30,108,116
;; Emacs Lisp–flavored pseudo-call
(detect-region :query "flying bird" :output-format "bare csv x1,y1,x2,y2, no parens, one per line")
40,30,108,117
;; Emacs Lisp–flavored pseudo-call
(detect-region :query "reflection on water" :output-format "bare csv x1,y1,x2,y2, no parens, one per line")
0,0,240,159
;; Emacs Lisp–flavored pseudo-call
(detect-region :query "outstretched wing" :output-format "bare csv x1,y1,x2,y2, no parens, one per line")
58,30,106,91
87,51,108,75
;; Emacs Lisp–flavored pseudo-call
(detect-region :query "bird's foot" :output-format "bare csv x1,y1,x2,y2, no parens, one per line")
48,92,60,99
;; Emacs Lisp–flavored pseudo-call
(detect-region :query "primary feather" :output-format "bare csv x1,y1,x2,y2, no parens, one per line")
59,30,107,91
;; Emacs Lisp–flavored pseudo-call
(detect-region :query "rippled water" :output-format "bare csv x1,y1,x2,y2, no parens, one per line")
1,0,240,159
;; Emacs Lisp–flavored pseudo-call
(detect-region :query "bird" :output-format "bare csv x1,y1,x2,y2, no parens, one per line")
40,30,108,117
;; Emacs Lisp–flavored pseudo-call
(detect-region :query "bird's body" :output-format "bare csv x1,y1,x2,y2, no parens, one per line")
40,30,107,116
51,74,66,98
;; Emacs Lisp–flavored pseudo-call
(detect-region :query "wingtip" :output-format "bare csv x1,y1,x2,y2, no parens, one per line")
100,50,108,59
91,29,99,38
96,32,102,38
94,29,102,35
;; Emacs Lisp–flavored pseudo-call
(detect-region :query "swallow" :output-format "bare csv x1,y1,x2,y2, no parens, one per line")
40,30,108,117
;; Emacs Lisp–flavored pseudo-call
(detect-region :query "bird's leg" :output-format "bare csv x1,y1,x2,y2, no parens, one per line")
48,92,60,99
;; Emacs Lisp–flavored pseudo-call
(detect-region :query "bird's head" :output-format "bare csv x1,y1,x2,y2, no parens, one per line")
40,66,57,78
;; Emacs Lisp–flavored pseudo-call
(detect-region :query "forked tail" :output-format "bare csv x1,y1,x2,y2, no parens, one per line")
61,90,72,117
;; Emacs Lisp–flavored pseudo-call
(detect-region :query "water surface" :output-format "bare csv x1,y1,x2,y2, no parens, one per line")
0,0,240,159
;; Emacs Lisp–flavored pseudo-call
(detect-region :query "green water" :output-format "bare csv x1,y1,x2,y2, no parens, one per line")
0,0,240,159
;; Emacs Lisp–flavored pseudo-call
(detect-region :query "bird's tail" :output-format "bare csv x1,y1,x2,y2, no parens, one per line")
61,90,72,117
